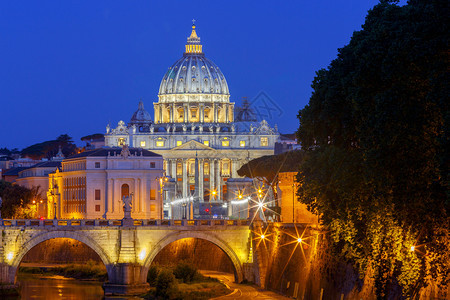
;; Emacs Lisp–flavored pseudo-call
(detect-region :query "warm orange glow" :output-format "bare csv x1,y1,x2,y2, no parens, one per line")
212,190,217,196
261,234,265,239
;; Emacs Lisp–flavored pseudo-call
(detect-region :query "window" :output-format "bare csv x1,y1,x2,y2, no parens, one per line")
140,140,146,147
121,184,129,199
221,140,229,147
95,189,101,200
95,205,101,212
150,204,156,212
118,138,126,146
176,140,182,147
203,140,209,146
240,141,246,147
156,141,164,147
260,137,268,147
150,189,156,200
150,162,156,169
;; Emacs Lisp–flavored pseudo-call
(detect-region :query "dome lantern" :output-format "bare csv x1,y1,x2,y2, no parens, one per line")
185,20,203,55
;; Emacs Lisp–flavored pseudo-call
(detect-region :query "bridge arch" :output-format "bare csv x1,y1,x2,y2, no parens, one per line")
10,230,113,282
144,231,244,283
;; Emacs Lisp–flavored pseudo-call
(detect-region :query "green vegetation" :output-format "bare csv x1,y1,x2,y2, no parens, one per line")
296,0,448,298
20,134,78,160
0,180,41,219
144,261,230,300
18,260,107,281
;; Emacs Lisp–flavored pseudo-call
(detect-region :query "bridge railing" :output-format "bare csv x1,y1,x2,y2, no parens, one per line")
0,219,250,227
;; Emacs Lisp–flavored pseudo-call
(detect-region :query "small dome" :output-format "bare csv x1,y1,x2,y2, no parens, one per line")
130,101,152,124
158,24,229,96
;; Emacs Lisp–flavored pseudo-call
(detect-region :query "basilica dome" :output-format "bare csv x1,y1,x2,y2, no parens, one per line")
158,24,229,96
130,101,152,124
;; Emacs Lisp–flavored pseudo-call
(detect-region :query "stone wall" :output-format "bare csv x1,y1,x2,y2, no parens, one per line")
21,238,102,263
152,237,235,274
253,223,448,300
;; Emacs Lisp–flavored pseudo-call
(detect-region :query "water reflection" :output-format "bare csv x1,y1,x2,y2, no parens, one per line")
14,274,104,300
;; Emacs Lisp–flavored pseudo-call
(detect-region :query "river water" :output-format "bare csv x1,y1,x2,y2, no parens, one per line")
6,274,143,300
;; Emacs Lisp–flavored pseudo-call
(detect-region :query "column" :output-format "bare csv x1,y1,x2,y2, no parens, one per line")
231,159,239,178
225,104,229,123
138,178,142,213
199,104,204,123
213,104,217,123
111,178,115,213
171,103,175,123
182,159,188,198
217,160,222,202
159,105,163,124
133,179,138,213
199,158,204,201
171,159,177,180
184,104,189,123
210,159,215,199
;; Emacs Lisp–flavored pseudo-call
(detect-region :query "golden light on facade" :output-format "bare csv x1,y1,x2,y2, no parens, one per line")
6,252,14,262
139,249,147,261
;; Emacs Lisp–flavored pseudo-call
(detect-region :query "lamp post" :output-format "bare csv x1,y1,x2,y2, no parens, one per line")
156,175,168,219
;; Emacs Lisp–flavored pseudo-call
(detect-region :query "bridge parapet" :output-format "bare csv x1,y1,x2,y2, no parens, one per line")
0,219,250,228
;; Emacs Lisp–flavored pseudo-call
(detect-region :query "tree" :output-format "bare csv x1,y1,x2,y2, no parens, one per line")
0,180,37,218
237,150,304,219
20,134,78,160
296,0,448,298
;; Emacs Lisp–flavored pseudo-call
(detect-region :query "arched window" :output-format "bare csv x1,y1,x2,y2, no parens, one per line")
121,184,130,200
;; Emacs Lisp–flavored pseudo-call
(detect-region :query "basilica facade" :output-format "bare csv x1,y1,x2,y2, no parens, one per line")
105,24,278,218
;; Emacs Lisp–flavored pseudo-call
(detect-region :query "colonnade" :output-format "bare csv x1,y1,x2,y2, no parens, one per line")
153,102,234,124
164,157,241,201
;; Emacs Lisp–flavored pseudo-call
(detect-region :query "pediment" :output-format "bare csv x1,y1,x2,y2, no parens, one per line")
172,140,215,151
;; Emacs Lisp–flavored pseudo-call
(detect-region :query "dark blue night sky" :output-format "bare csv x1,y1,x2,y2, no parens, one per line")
0,1,400,149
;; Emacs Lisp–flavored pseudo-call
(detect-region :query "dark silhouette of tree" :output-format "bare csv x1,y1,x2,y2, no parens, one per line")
297,0,448,298
20,134,79,160
0,180,37,218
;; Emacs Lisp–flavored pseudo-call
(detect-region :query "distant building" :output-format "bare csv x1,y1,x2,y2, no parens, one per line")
47,146,164,219
15,161,62,218
81,133,105,150
275,133,301,154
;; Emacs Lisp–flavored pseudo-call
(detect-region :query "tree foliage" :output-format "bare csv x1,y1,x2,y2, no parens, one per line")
297,0,449,298
0,180,40,218
20,134,78,160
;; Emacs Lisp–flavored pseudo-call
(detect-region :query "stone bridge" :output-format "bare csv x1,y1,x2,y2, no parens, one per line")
0,219,252,295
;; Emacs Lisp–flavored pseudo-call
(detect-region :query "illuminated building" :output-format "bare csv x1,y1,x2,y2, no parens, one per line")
47,147,164,219
105,24,278,218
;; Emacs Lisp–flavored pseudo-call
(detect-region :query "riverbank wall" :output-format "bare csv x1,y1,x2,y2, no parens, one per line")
252,222,448,299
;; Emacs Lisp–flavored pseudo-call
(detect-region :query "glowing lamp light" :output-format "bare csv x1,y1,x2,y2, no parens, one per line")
297,238,302,243
139,249,147,261
410,245,415,252
238,194,243,200
260,235,265,239
6,252,14,262
258,202,264,209
212,190,217,196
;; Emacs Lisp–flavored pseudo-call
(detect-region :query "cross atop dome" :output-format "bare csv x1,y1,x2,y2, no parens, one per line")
185,20,202,54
